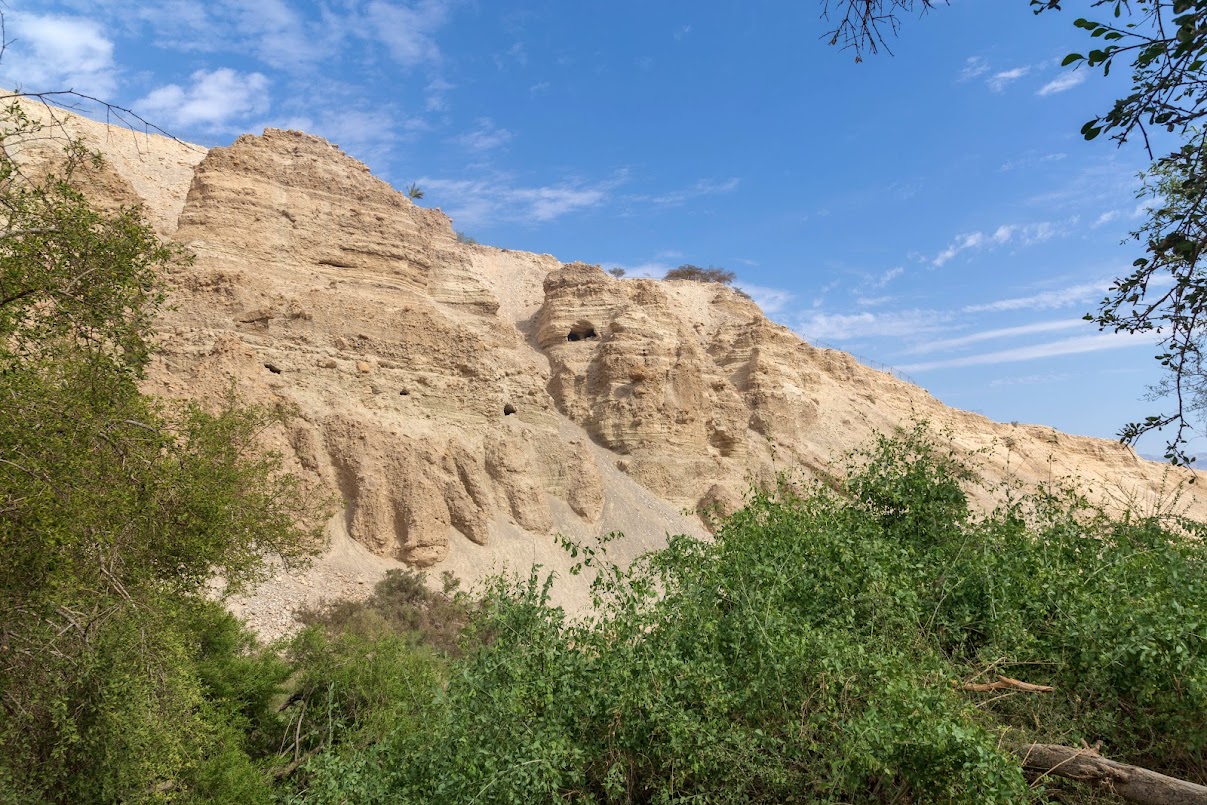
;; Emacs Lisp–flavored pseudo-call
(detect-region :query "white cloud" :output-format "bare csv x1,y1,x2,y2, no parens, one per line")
999,151,1066,172
137,68,270,130
738,283,794,316
871,266,903,289
424,77,455,111
987,66,1030,92
989,372,1072,388
2,13,116,98
365,0,453,67
899,331,1158,373
933,221,1060,266
1133,199,1157,218
1093,210,1120,228
1037,71,1086,96
419,173,625,226
959,56,990,82
515,185,607,221
232,0,337,69
961,280,1106,314
495,41,528,70
856,295,893,307
794,309,948,342
907,318,1089,355
640,177,740,206
458,118,513,152
933,231,985,266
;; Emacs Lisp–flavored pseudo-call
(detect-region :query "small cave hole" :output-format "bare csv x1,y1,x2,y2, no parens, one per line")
503,403,517,416
399,389,409,396
567,321,598,342
264,363,282,374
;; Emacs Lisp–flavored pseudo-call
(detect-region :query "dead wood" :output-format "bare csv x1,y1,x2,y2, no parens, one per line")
1018,743,1207,804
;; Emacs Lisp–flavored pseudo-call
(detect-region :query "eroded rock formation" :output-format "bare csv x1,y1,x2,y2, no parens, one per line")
26,98,1206,634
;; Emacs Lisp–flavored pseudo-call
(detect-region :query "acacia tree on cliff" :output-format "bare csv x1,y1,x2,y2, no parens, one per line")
823,0,1207,464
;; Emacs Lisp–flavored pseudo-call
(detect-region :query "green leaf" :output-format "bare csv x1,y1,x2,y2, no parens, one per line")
1062,53,1084,66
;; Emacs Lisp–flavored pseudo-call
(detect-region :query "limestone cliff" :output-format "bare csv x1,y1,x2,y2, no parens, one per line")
24,99,1206,636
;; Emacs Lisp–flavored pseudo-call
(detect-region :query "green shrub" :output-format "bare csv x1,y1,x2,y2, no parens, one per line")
664,263,736,284
0,102,325,803
303,423,1207,803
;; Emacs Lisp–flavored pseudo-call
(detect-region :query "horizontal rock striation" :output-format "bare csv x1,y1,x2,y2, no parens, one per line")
25,97,1205,632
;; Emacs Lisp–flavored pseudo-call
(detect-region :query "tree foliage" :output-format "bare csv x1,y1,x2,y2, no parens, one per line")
290,424,1207,802
664,263,737,284
821,1,1207,463
1041,0,1207,463
0,99,326,802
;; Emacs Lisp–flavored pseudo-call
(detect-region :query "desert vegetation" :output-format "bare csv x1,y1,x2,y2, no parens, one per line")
664,264,737,285
278,426,1207,803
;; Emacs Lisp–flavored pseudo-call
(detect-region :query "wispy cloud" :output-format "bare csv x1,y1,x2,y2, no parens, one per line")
1037,70,1086,96
639,177,741,206
961,280,1106,314
494,41,528,70
425,77,455,111
365,0,453,67
228,0,333,69
989,371,1073,388
739,283,795,316
420,172,626,226
2,12,117,98
136,68,270,131
958,56,990,82
933,231,991,267
999,151,1066,172
907,318,1089,355
514,185,611,221
458,118,513,152
795,309,950,342
871,266,903,289
987,66,1030,92
899,331,1158,373
933,221,1060,266
855,295,893,307
1092,210,1120,228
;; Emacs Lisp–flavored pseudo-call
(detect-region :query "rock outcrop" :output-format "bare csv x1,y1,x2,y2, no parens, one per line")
24,98,1206,636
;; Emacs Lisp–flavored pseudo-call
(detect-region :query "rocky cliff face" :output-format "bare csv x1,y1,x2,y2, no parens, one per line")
27,100,1206,635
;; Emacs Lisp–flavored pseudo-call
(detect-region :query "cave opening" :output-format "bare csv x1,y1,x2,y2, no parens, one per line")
567,322,598,342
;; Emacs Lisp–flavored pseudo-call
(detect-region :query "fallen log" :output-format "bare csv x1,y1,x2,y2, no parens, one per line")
959,675,1054,693
1017,744,1207,804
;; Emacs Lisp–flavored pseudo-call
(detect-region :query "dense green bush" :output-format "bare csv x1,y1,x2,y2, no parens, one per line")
293,424,1207,802
0,102,325,802
274,570,476,801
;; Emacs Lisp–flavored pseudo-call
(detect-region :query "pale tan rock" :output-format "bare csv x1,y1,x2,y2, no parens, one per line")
26,98,1207,639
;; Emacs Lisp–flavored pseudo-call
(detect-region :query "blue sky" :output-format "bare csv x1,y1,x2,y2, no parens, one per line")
5,0,1191,453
